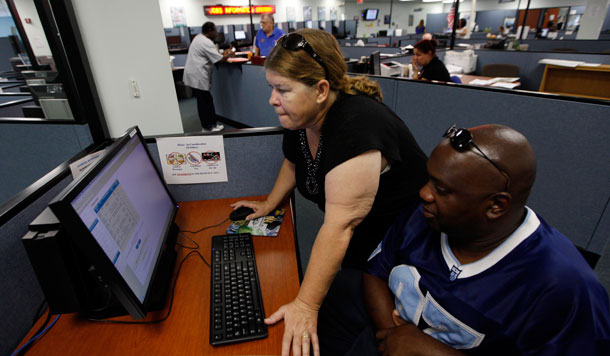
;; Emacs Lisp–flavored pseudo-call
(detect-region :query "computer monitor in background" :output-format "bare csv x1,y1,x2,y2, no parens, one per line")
365,9,379,21
234,30,246,40
49,126,178,319
369,51,381,75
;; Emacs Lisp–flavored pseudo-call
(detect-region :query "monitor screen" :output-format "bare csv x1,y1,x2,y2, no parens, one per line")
541,28,549,38
50,127,177,319
234,30,246,40
365,9,379,21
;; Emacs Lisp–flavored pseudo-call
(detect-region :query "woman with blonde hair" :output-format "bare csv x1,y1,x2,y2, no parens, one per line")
231,29,428,356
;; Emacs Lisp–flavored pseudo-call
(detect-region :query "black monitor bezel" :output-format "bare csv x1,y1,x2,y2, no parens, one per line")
364,9,379,21
49,126,177,319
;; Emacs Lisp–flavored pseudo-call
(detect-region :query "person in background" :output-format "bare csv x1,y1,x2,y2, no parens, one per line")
318,124,610,355
183,21,233,132
231,29,428,356
456,18,469,38
497,26,506,38
415,20,426,34
411,39,451,82
254,14,285,57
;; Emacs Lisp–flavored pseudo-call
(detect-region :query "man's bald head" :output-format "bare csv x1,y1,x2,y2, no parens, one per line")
468,124,537,206
421,124,536,239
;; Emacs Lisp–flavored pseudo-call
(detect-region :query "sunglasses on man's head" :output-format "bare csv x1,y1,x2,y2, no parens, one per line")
443,124,511,192
278,33,329,79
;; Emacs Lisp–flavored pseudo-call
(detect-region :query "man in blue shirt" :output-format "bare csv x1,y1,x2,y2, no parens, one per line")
254,14,284,56
318,124,610,355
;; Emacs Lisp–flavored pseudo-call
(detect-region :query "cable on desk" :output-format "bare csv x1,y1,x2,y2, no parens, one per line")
176,231,199,250
178,217,229,234
87,250,211,325
10,313,60,356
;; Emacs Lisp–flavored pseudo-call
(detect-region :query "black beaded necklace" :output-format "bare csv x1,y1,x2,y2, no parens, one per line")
299,128,324,196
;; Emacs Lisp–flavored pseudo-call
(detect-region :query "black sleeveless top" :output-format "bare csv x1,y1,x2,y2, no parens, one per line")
283,93,428,267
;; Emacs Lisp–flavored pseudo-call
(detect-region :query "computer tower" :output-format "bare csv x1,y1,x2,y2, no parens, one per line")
22,228,83,314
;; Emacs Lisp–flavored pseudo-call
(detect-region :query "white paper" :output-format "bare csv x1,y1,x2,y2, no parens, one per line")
69,149,108,179
538,59,584,68
156,136,228,185
491,82,520,89
487,77,520,83
579,63,601,67
468,79,493,85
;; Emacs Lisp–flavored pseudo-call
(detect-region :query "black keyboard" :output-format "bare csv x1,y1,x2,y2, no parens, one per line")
210,233,268,346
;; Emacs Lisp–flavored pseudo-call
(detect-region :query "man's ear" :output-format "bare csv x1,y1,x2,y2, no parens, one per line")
486,192,511,220
315,79,330,103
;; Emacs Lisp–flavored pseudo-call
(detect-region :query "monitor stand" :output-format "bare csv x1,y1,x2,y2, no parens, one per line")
80,222,178,320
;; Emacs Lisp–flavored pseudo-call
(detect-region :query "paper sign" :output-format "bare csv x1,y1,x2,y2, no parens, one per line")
156,136,228,184
69,149,107,179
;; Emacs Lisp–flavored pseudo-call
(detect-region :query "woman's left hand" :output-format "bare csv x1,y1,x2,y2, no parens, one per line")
264,297,320,356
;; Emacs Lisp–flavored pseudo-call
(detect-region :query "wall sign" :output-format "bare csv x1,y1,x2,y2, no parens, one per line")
204,5,275,16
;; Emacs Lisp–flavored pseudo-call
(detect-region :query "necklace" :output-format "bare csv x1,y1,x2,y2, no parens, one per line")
299,129,324,196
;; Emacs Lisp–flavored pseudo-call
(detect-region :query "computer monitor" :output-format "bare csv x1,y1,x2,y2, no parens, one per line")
364,9,379,21
234,30,246,40
49,126,178,319
369,51,381,75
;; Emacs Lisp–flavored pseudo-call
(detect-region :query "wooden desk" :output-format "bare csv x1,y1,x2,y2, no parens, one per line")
539,64,610,100
14,196,300,355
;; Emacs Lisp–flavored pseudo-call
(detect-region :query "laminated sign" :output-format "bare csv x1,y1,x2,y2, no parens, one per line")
156,135,228,184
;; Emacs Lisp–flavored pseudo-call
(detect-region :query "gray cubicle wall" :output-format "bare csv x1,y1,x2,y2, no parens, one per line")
212,64,277,127
0,128,290,356
341,46,402,59
0,37,15,72
0,174,73,356
208,63,610,292
520,40,610,52
0,122,92,205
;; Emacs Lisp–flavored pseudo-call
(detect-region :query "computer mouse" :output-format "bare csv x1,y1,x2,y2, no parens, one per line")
230,207,255,221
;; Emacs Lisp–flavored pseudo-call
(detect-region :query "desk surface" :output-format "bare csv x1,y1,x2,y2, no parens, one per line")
15,196,301,355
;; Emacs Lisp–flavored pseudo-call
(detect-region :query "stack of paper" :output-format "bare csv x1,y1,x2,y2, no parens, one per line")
538,59,584,67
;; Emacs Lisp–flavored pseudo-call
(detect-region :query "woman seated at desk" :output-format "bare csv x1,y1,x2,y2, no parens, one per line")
411,39,451,82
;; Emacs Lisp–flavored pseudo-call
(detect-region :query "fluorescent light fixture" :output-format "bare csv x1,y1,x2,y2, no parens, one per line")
442,0,463,3
399,0,415,2
422,0,442,2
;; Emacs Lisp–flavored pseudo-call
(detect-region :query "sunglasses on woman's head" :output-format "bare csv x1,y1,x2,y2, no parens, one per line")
278,33,329,79
443,124,511,192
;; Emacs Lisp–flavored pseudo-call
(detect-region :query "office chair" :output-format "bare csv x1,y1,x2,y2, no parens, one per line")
481,64,520,77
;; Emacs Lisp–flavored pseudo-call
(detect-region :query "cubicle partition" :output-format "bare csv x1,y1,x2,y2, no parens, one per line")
210,63,610,288
0,128,292,356
0,121,92,205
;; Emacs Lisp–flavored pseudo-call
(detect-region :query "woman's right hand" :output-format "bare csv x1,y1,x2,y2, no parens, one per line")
230,200,274,220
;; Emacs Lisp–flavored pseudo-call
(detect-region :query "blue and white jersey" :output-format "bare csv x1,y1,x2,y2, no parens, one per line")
367,206,610,355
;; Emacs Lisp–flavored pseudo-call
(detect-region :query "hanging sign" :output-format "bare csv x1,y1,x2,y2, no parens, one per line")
204,5,275,16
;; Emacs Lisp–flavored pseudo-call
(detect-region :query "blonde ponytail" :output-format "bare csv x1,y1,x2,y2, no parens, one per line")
340,75,383,102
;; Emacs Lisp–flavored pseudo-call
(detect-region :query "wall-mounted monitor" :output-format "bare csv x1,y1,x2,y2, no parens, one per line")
49,126,178,319
364,9,379,21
